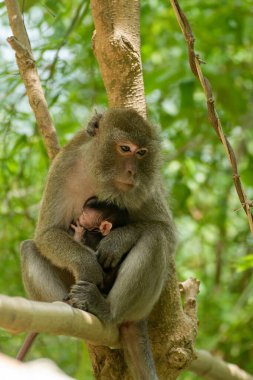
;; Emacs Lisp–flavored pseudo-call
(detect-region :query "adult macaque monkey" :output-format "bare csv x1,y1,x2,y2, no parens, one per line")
20,108,176,380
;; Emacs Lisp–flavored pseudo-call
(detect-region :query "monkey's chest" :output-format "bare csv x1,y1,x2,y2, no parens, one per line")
64,173,97,222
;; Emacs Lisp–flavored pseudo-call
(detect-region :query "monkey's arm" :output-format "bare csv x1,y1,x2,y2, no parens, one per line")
70,221,85,243
96,223,143,269
69,221,173,323
35,228,104,286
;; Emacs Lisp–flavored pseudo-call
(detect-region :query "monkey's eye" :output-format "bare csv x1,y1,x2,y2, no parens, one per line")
120,145,131,153
136,149,148,158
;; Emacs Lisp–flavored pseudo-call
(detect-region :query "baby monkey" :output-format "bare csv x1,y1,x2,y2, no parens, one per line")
70,196,129,294
17,197,129,361
72,196,128,245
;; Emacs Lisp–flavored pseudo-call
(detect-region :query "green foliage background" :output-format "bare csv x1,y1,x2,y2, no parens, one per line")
0,1,252,378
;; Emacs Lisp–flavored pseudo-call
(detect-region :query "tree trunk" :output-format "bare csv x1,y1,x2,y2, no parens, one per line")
91,0,146,118
87,4,198,379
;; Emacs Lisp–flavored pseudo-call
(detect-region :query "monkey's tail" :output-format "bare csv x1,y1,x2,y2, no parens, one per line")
120,321,158,380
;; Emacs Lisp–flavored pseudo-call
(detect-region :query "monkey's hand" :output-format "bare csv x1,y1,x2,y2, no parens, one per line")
97,243,126,269
96,226,141,269
70,220,84,242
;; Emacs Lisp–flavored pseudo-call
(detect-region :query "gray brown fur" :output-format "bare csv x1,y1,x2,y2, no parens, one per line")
20,108,176,380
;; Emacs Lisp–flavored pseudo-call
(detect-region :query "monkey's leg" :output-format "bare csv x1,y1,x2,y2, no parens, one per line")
120,320,158,380
69,282,159,380
69,230,167,323
20,240,71,301
107,231,168,323
35,228,104,286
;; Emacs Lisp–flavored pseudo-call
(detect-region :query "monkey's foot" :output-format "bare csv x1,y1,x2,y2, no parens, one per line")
68,281,111,323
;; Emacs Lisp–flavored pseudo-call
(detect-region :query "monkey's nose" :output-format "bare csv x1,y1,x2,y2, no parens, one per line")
127,169,136,179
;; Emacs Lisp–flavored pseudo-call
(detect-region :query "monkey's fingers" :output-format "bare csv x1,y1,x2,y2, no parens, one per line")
68,281,94,310
68,281,110,321
103,254,115,269
96,249,109,267
97,250,119,269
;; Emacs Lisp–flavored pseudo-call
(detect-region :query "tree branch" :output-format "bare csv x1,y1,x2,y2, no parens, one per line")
1,295,252,380
170,0,253,236
4,0,60,160
0,295,119,348
190,350,253,380
45,1,89,85
179,277,200,321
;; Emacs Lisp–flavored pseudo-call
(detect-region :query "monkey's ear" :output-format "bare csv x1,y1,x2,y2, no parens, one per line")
86,112,103,137
99,221,113,236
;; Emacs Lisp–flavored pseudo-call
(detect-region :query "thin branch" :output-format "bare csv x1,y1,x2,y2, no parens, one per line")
190,349,253,380
16,332,38,361
45,1,89,85
5,0,60,160
169,0,253,236
4,0,31,51
179,277,200,322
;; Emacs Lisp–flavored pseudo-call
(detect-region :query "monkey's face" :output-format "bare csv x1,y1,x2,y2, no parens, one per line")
113,141,148,192
91,109,161,210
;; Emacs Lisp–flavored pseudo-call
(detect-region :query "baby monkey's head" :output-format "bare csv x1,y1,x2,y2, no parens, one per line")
81,196,129,236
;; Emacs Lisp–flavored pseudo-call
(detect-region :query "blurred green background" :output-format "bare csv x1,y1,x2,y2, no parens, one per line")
0,1,252,379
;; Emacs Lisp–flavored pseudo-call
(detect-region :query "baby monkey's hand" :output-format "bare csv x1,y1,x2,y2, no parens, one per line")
71,219,85,242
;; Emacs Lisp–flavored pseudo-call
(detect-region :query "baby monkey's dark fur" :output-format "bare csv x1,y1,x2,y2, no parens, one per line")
20,108,176,380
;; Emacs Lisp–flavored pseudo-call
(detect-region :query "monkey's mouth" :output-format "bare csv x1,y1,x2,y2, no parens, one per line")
115,180,135,192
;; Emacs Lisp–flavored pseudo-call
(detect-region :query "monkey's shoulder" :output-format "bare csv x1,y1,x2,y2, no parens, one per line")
47,132,92,178
65,129,91,149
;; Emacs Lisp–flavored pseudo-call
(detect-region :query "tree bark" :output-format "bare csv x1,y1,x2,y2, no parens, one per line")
91,0,146,118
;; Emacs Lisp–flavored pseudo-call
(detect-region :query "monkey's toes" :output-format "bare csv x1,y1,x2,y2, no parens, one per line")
68,281,98,311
